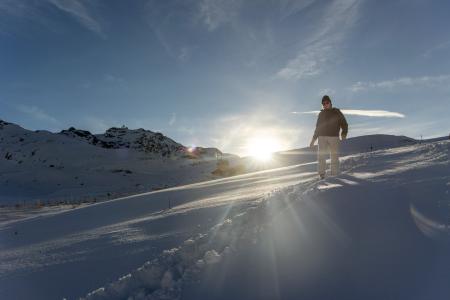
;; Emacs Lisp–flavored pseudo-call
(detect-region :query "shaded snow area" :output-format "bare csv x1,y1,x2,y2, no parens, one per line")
0,140,449,299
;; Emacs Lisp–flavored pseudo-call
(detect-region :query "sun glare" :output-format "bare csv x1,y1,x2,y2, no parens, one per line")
245,136,281,161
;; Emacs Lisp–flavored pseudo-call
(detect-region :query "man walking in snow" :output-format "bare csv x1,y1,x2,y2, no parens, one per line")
309,95,348,179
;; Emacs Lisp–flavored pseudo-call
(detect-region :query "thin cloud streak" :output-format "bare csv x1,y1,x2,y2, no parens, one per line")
80,116,110,133
145,4,197,62
104,74,126,85
317,88,335,97
199,0,242,31
169,113,177,126
293,109,405,118
276,0,362,80
350,75,450,92
0,1,48,34
47,0,105,38
423,40,450,58
17,104,60,124
342,110,405,118
0,1,29,16
279,0,317,20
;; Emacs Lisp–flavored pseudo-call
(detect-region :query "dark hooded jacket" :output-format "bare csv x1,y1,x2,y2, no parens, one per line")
313,108,348,139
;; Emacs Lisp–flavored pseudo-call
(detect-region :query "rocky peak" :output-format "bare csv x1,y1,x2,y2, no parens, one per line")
104,126,131,137
60,127,101,145
97,127,184,156
0,120,11,129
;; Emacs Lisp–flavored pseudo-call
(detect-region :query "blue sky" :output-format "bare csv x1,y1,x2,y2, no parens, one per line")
1,0,449,155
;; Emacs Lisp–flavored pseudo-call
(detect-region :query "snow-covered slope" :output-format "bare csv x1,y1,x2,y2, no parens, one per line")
0,139,448,299
243,134,424,172
339,134,416,153
0,120,224,205
2,119,442,206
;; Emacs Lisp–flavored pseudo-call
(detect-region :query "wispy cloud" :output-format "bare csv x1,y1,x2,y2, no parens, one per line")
152,27,174,56
169,113,177,126
350,75,450,92
279,0,317,20
17,104,60,124
0,1,41,19
423,40,450,58
47,0,105,38
104,74,126,85
293,109,405,118
199,0,242,31
146,3,197,63
80,116,110,133
178,46,196,62
318,88,335,97
0,1,44,34
0,1,28,16
177,126,195,135
341,110,405,118
0,0,104,37
276,0,362,80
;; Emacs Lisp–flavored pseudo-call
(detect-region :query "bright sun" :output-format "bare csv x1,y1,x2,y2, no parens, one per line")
245,136,281,161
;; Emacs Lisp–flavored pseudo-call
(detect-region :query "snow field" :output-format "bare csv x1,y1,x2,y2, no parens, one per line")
83,140,450,300
83,187,296,300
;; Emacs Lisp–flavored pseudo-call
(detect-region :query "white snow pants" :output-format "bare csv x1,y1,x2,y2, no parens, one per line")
318,136,340,176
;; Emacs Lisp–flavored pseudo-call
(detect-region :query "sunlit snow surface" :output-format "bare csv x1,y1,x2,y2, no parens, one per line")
0,140,449,299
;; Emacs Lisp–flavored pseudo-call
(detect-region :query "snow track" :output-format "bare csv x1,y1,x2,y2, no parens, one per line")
0,158,317,299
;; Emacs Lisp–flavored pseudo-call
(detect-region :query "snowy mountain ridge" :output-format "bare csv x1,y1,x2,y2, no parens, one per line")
0,119,223,204
60,126,185,156
2,119,222,159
